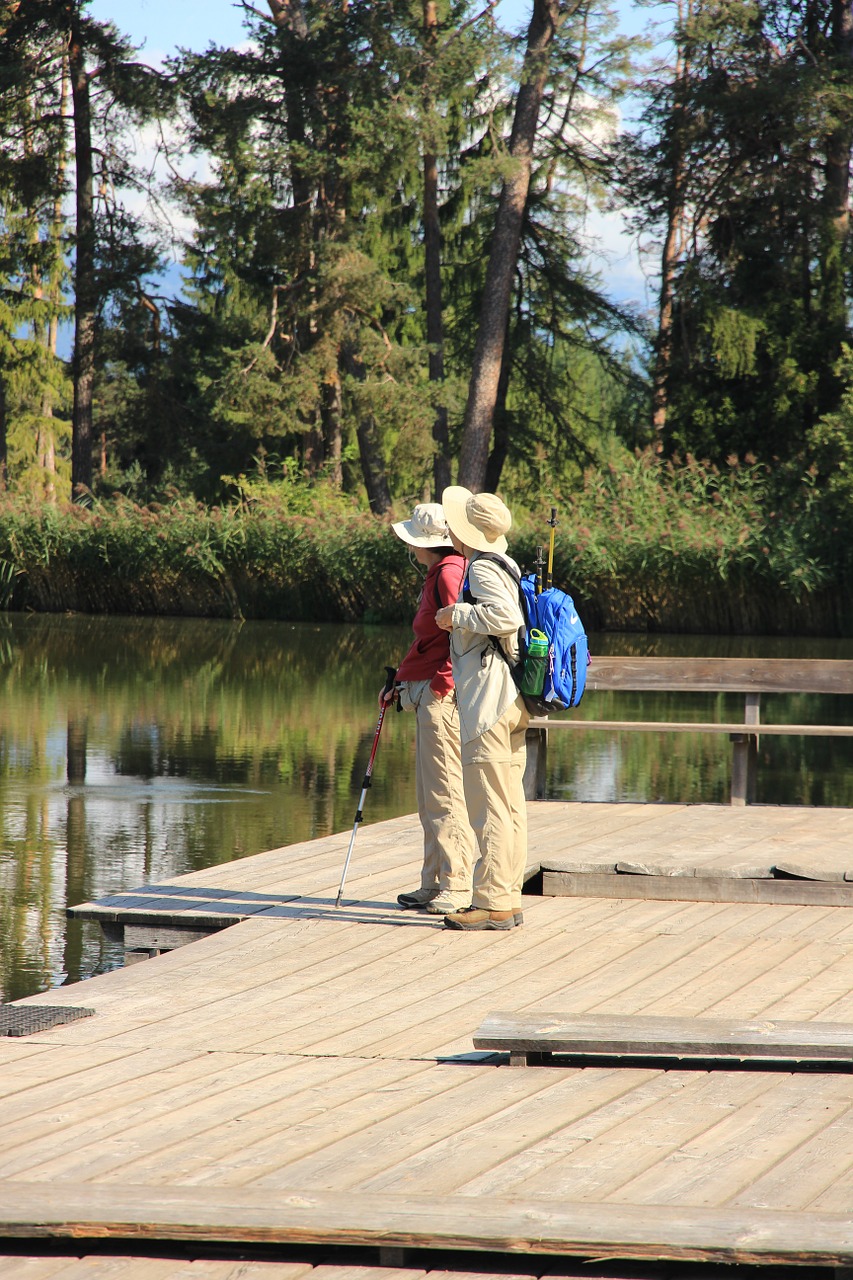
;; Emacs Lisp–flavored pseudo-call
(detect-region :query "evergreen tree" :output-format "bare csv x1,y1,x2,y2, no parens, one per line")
0,0,71,494
0,0,170,498
171,0,500,507
452,0,637,494
622,0,853,464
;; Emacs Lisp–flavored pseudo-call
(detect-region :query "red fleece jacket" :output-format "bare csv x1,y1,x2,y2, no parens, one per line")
395,553,466,696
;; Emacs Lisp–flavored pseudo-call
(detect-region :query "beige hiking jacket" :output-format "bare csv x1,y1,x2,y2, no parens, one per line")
448,551,525,744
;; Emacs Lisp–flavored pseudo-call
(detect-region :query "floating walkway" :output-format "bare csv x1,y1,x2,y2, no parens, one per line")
4,801,853,1277
67,802,853,957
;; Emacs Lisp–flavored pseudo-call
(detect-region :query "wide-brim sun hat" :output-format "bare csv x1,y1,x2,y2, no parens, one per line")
391,502,454,548
441,486,511,555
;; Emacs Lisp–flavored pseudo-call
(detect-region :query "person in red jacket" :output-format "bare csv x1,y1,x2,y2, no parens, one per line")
387,503,476,915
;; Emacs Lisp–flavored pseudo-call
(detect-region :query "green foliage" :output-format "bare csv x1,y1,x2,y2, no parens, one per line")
0,484,415,623
0,449,848,634
806,344,853,519
511,448,844,634
620,0,853,465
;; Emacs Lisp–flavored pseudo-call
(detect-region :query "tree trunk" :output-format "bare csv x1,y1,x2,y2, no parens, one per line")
424,146,451,498
322,372,343,487
267,0,325,480
457,0,561,492
423,0,451,498
484,319,513,491
356,413,392,514
651,0,690,448
341,346,392,513
0,372,7,490
68,10,95,498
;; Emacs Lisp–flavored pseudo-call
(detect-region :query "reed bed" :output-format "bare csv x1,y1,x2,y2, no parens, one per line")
0,452,848,635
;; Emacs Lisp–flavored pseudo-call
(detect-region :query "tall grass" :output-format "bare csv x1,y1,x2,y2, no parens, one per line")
0,452,848,634
513,451,848,635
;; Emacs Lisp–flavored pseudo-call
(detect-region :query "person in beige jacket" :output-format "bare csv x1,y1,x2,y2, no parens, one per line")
435,486,529,931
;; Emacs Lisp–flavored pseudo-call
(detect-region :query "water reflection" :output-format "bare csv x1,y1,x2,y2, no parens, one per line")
0,613,851,1001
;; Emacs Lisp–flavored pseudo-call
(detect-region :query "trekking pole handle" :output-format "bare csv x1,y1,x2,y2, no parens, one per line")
546,507,558,590
534,545,546,595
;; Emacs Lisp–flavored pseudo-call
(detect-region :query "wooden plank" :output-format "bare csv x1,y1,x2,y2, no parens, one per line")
0,1260,320,1280
93,920,442,1055
0,1052,303,1175
67,899,295,928
244,912,683,1060
351,1068,662,1198
755,948,853,1025
472,1012,853,1062
96,1059,437,1188
0,1258,193,1280
530,719,853,736
0,1261,81,1280
22,1059,438,1187
538,931,828,1029
776,852,853,882
580,657,853,695
542,870,853,907
194,1064,560,1192
539,805,831,879
2,1182,853,1265
603,1072,853,1210
292,914,752,1063
0,1047,210,1130
454,1068,774,1201
726,1095,853,1212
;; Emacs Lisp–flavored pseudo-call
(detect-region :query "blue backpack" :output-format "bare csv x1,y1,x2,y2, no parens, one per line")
463,553,590,715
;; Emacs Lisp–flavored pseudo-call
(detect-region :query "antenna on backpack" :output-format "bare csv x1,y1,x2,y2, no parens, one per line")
546,507,558,590
534,545,546,595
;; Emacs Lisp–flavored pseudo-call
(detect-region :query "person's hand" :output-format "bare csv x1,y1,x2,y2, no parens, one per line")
435,605,454,631
379,684,398,709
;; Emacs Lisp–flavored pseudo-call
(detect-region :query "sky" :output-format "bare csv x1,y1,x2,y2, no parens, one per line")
84,0,662,313
88,0,658,60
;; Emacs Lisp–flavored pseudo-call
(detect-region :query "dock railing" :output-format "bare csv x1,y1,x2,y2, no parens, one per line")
524,656,853,805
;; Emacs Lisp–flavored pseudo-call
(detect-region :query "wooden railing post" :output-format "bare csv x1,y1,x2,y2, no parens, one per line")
524,726,547,800
730,692,760,805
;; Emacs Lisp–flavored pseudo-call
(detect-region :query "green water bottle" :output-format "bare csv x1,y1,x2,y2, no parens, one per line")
519,628,549,697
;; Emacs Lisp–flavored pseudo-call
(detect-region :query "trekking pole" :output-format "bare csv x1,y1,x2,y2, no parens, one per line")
335,666,397,908
534,545,546,595
545,507,558,589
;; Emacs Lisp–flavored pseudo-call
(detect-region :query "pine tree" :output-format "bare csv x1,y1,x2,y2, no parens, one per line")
0,0,170,498
622,0,853,464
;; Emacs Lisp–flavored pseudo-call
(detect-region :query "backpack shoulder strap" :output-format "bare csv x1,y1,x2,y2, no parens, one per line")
432,554,464,609
462,553,529,663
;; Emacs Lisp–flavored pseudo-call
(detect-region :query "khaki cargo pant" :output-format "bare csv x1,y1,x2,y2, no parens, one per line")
461,694,529,912
405,681,476,894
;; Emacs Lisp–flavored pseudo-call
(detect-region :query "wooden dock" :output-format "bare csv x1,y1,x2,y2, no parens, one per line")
4,801,853,1277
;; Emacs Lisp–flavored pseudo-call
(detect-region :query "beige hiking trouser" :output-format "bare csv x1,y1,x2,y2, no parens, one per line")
461,693,530,912
406,681,475,894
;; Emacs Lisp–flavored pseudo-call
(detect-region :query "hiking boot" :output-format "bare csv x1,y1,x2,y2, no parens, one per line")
427,890,473,915
397,887,438,909
443,906,514,931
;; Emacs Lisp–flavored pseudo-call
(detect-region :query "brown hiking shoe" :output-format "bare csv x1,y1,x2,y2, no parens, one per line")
443,906,514,932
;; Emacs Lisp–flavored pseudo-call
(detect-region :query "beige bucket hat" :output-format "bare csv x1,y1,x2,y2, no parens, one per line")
391,502,453,548
441,486,511,555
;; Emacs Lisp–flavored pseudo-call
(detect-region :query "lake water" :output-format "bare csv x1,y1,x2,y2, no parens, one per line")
1,613,851,1001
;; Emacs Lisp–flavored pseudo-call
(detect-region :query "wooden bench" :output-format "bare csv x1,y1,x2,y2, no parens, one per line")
524,657,853,804
473,1011,853,1067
